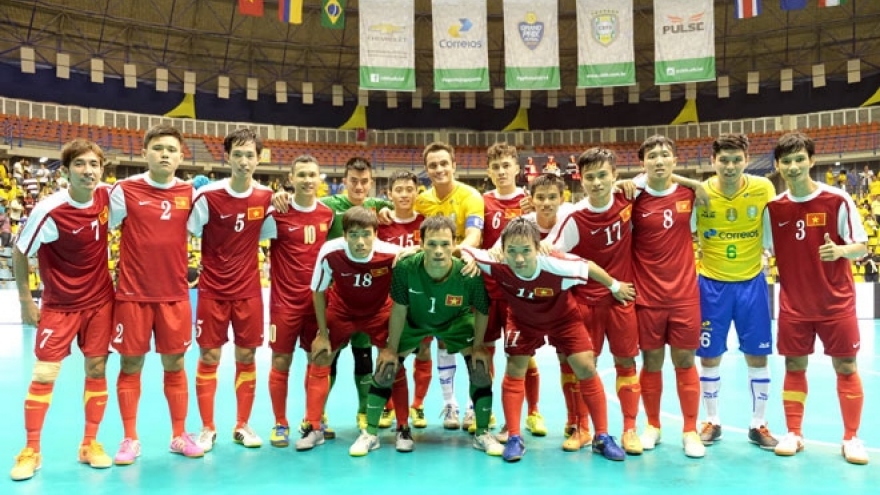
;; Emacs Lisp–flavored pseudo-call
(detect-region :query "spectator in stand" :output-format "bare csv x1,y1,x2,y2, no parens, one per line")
0,198,10,248
861,166,875,196
847,169,860,196
826,168,835,187
35,161,50,187
12,160,24,185
863,251,880,283
7,193,23,226
22,170,39,198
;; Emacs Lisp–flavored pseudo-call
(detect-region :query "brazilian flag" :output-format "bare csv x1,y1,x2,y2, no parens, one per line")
321,0,345,29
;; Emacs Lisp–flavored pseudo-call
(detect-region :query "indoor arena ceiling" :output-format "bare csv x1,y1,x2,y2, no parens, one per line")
1,0,880,104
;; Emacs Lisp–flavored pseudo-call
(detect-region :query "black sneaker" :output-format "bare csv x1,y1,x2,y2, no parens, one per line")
748,425,778,450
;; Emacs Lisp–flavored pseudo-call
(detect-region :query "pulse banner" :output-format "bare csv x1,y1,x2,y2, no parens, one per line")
432,0,489,92
503,0,560,91
576,0,635,88
359,0,415,91
654,0,715,84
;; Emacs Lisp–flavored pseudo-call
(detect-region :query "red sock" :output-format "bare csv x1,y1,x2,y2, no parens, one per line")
837,372,863,440
305,365,331,429
83,377,108,445
235,362,257,428
675,366,700,432
116,371,141,440
391,367,410,426
411,358,432,408
502,375,525,436
196,361,218,430
579,376,608,435
559,362,580,427
525,360,540,415
163,370,188,437
24,381,54,452
616,364,640,432
268,368,290,427
782,370,807,436
640,369,663,428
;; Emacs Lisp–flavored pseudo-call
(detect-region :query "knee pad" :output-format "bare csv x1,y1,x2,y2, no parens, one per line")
32,361,61,383
465,354,492,389
352,346,373,375
373,361,397,388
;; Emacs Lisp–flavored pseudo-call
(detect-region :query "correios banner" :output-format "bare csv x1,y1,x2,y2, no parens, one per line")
432,0,489,92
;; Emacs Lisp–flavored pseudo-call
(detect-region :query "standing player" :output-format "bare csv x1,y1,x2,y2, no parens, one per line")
10,139,114,481
692,134,778,449
550,149,644,455
188,129,274,451
296,207,406,453
764,132,869,464
465,218,634,462
262,155,334,447
631,136,705,458
376,170,431,429
110,124,204,465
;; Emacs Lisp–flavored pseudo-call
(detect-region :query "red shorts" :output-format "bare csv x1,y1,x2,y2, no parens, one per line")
35,300,114,362
777,313,861,358
113,300,193,355
485,298,508,343
195,297,264,349
316,303,390,353
581,302,639,358
636,304,701,351
269,307,317,354
507,316,594,357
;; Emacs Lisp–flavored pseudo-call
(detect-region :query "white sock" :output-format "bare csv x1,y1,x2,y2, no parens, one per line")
437,348,457,407
700,366,721,425
748,366,771,429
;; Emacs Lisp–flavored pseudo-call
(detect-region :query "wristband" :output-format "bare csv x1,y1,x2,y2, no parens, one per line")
608,280,621,293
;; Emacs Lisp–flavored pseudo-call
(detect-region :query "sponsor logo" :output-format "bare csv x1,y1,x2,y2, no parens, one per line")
662,12,706,35
701,210,716,218
747,205,759,220
591,11,618,47
138,200,151,206
408,288,423,294
703,229,759,240
220,213,234,219
778,221,790,227
440,18,482,48
518,12,544,50
72,226,85,234
726,208,738,222
641,212,653,217
590,228,602,235
288,226,301,231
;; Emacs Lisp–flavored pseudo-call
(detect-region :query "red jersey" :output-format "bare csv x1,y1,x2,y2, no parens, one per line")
110,174,193,302
465,247,590,331
551,192,634,306
187,179,273,300
631,184,698,308
763,183,867,320
483,189,526,249
265,200,334,311
16,186,113,310
310,237,401,318
377,213,424,247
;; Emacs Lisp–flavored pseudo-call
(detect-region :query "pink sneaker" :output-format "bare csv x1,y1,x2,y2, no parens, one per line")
170,434,205,458
114,438,141,465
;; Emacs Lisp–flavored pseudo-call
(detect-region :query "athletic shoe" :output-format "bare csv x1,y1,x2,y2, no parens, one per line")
699,422,722,445
395,426,414,453
10,447,41,481
440,404,460,430
496,424,509,444
113,438,141,465
349,430,380,457
622,429,643,455
233,424,262,448
502,434,526,462
682,431,706,458
592,433,626,461
467,412,497,434
379,409,395,429
473,431,504,456
78,440,113,469
640,425,662,450
169,434,204,458
748,425,778,450
774,432,804,457
410,406,427,428
842,437,869,465
562,426,592,452
356,413,368,431
321,413,336,440
525,412,548,437
295,424,325,451
196,427,216,453
270,424,290,448
462,407,475,431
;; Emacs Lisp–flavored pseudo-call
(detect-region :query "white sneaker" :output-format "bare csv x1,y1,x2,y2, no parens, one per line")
294,424,325,451
233,424,262,448
440,404,460,430
196,427,217,453
461,407,475,431
774,432,805,457
349,430,380,457
496,424,509,444
395,426,414,453
842,437,869,465
640,425,661,450
682,431,706,458
473,431,504,456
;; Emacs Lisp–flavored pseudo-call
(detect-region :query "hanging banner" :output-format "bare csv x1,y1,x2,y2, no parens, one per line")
432,0,489,92
576,0,635,88
503,0,560,91
654,0,715,85
359,0,415,91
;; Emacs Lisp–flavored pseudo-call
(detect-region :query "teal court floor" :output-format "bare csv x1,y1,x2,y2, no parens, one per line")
1,320,878,495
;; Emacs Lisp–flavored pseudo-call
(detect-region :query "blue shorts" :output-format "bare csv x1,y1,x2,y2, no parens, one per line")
696,274,772,358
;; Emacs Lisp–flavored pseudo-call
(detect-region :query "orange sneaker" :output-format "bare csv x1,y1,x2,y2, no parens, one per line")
78,440,112,469
562,426,592,452
10,447,41,481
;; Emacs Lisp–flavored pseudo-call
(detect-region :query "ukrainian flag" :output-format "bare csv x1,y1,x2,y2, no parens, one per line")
278,0,303,24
